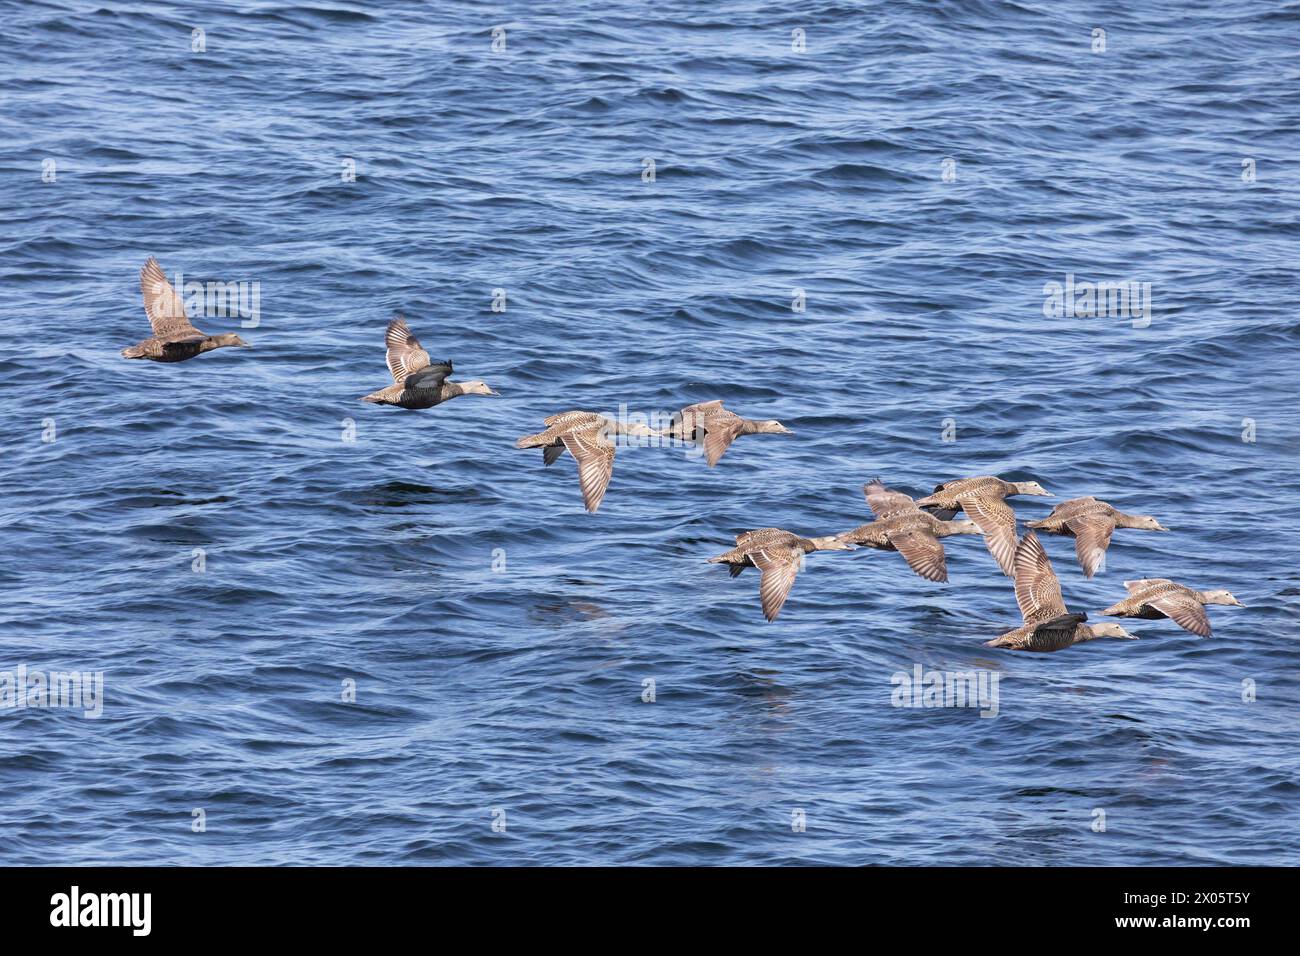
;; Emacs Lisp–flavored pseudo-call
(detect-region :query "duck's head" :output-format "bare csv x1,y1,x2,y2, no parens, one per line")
461,379,499,396
1201,589,1245,608
212,333,251,348
621,421,663,439
754,419,793,435
1129,514,1169,531
1011,480,1051,497
809,534,856,552
939,518,982,536
1091,623,1137,640
603,420,662,447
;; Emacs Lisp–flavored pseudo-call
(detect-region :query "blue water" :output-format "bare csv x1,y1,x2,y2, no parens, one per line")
1,0,1298,866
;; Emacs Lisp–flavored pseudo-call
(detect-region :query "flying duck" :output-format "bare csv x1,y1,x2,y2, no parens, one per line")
1100,579,1244,637
1026,496,1168,578
708,528,854,621
915,476,1052,576
660,400,792,467
516,411,659,513
121,257,251,361
837,479,981,582
985,531,1135,651
360,317,497,408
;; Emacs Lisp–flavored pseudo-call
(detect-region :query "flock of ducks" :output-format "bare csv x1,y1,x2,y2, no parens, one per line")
705,477,1243,647
123,257,1245,651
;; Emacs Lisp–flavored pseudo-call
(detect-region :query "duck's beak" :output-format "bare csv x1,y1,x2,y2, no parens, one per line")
488,388,500,396
1154,522,1170,531
1231,597,1246,608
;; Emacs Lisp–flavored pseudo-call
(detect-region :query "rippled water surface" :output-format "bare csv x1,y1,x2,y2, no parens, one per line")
1,0,1298,865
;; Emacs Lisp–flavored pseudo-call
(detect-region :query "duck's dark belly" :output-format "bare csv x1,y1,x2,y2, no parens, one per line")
154,344,204,362
921,506,959,521
397,390,444,409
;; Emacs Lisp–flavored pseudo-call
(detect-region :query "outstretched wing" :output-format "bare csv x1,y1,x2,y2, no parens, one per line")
887,529,948,582
1013,531,1068,623
385,316,434,384
1067,515,1116,579
701,417,744,467
403,361,453,392
674,400,726,427
962,494,1019,576
864,479,919,518
748,546,803,622
561,428,616,513
140,257,202,339
668,402,743,466
1146,591,1212,637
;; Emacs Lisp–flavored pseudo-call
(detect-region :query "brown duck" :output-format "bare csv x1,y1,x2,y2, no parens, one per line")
1101,579,1244,637
837,479,981,582
985,532,1135,651
1026,496,1168,578
121,257,251,361
708,528,855,621
660,400,792,467
914,476,1052,577
516,411,659,513
360,317,497,408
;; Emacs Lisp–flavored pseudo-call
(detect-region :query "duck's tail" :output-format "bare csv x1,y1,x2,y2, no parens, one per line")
515,431,548,448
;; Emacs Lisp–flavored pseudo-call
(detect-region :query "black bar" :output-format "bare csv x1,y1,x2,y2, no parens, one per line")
0,866,1283,941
